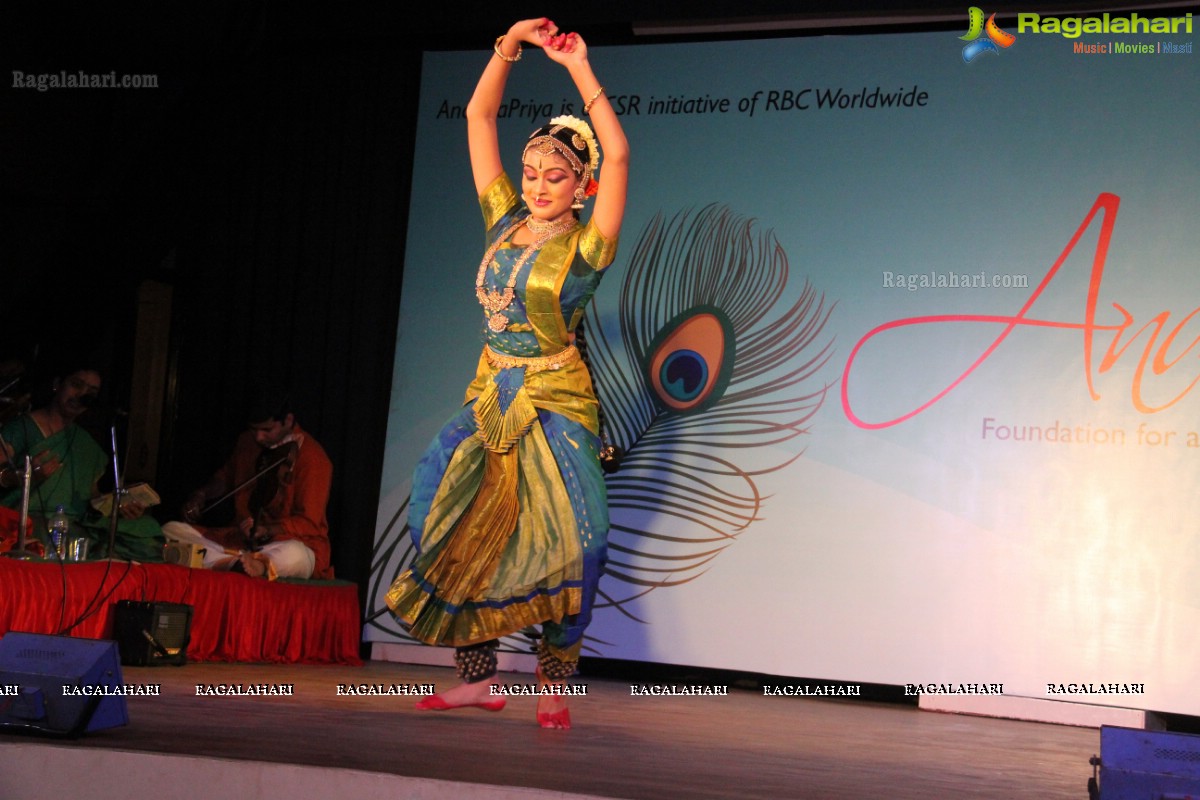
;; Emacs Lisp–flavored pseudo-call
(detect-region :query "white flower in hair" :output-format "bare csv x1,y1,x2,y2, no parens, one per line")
549,115,600,170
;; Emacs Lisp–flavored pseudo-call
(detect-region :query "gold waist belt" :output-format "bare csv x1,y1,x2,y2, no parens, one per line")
485,344,580,373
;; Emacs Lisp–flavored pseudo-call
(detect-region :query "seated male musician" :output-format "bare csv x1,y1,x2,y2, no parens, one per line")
163,389,333,579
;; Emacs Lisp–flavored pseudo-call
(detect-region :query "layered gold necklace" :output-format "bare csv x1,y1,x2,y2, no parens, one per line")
475,216,577,333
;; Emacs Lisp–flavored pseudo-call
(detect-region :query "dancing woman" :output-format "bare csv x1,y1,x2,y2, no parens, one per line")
386,18,629,728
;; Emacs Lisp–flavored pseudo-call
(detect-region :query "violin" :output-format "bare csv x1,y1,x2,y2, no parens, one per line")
247,438,300,546
198,436,300,549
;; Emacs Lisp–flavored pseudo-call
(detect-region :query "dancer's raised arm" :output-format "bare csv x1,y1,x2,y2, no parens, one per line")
467,18,558,195
544,33,629,239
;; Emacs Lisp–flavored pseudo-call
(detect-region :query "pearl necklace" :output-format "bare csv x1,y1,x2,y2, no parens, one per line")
475,216,577,333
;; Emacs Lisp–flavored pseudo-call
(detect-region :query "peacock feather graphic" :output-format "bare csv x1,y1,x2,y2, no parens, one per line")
580,203,835,622
365,203,835,648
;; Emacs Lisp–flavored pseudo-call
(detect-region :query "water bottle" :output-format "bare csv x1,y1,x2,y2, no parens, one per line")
48,505,70,560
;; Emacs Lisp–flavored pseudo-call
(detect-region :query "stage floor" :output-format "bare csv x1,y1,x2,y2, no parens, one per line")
3,660,1099,799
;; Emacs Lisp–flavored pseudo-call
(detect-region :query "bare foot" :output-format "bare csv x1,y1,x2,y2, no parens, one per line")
239,553,267,578
416,679,505,711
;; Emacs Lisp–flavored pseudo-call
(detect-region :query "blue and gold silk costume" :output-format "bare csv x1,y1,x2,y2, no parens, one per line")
386,172,618,665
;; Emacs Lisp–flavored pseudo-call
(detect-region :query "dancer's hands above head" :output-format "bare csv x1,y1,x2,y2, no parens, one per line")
507,17,558,48
543,31,586,66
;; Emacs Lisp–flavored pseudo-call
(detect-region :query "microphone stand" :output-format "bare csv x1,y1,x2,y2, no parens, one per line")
1,426,37,559
2,455,37,560
107,425,125,560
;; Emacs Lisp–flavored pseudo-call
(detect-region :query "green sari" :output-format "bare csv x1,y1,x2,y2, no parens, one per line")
0,415,163,561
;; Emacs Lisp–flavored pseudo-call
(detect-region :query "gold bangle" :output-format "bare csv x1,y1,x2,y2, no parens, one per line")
493,36,522,63
583,86,606,115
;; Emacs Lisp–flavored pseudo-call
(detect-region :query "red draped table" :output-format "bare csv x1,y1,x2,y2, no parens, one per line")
0,559,362,665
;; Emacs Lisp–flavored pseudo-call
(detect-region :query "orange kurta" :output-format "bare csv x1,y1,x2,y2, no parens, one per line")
204,423,334,579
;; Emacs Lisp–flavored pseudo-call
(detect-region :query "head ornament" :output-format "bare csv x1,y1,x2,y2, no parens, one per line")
524,116,601,209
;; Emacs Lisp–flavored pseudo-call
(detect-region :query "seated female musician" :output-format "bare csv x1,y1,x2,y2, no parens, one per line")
385,18,629,728
0,364,163,560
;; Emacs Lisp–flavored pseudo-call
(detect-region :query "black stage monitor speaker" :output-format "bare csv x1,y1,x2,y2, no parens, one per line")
113,600,192,666
0,632,129,737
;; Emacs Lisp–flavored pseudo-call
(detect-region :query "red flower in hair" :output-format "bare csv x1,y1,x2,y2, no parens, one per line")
585,178,599,197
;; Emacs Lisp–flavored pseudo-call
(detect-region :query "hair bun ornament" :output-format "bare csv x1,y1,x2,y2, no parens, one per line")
548,115,600,170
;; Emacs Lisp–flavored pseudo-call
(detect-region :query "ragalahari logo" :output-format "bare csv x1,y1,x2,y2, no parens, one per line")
960,7,1017,62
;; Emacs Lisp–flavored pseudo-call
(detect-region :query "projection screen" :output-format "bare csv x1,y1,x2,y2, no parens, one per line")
366,16,1200,716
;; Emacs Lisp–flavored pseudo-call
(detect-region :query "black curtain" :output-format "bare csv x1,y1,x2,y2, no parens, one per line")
3,8,422,601
162,38,418,593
